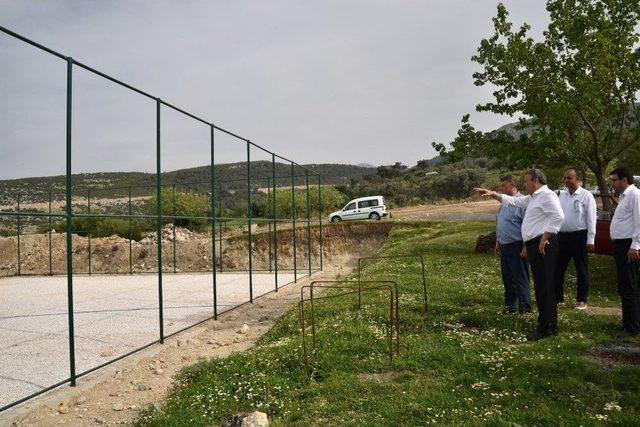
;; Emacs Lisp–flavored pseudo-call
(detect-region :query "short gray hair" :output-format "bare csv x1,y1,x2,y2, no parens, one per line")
500,174,518,187
525,168,547,185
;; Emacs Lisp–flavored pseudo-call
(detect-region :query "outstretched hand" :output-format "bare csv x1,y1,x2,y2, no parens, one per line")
474,188,494,197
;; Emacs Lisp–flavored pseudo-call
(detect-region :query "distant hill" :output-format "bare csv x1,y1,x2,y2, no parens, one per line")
0,162,376,204
494,121,536,139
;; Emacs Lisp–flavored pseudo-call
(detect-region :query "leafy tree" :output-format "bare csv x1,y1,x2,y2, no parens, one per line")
260,186,346,219
433,1,640,209
148,188,211,229
376,162,408,179
415,160,430,169
418,167,487,201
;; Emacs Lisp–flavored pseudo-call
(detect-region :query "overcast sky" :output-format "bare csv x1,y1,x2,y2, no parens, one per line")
0,1,550,179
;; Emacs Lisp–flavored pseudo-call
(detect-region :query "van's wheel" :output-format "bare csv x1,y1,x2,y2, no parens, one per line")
369,212,381,221
331,216,342,223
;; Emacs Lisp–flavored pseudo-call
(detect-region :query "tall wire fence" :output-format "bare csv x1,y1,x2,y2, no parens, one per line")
0,25,322,412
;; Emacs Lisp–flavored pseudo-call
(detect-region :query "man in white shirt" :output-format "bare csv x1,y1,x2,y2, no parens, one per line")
609,167,640,337
475,169,565,341
554,169,597,309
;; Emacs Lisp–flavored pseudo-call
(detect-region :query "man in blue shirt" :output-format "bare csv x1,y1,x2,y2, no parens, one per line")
495,175,531,314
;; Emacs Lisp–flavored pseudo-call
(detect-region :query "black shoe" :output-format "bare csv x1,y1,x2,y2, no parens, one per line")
526,328,557,341
614,330,640,338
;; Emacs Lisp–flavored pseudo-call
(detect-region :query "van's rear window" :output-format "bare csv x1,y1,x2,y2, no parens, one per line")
358,199,380,208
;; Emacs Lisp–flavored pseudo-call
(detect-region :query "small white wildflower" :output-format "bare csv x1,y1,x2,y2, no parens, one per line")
604,402,622,412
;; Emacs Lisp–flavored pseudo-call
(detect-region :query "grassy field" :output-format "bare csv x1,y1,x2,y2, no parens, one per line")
135,221,640,426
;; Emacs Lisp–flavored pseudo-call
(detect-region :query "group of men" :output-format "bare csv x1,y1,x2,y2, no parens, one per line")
474,167,640,341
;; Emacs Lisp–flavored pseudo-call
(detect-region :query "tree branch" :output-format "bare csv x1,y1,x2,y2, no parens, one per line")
612,129,639,158
577,108,599,142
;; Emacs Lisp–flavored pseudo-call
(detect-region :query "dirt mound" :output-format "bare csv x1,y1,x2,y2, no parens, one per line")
0,222,393,277
140,225,198,244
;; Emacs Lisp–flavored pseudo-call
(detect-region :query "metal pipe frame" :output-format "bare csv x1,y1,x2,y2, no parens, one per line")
304,280,400,354
298,281,399,369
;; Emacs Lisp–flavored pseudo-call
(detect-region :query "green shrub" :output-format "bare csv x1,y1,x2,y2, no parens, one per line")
258,186,346,219
40,217,153,241
147,188,211,230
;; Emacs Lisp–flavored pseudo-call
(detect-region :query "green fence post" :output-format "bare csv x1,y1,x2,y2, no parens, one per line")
128,185,132,274
65,57,77,386
218,183,223,273
267,177,272,272
272,154,278,291
156,99,164,343
247,141,253,303
87,188,91,275
291,162,297,282
306,170,311,276
172,183,176,274
318,174,323,271
210,124,217,319
49,191,53,275
16,193,20,276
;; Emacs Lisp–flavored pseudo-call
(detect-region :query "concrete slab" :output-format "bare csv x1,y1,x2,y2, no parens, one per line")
0,271,298,409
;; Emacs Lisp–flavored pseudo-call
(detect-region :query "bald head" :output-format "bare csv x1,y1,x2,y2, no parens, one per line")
563,168,580,192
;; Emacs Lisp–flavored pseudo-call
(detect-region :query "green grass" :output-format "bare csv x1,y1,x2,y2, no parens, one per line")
134,221,640,426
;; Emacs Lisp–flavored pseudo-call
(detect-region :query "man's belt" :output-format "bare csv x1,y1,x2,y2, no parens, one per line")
501,240,524,247
525,234,557,246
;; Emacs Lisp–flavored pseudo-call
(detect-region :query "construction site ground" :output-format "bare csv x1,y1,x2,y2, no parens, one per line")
0,222,391,426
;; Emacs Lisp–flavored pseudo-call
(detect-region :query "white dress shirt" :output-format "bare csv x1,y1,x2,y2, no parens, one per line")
610,185,640,250
558,186,597,244
501,185,565,243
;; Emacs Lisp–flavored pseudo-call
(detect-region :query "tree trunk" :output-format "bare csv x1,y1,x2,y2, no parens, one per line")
593,165,612,213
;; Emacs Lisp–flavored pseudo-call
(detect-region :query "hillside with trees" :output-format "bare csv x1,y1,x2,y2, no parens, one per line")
0,162,375,205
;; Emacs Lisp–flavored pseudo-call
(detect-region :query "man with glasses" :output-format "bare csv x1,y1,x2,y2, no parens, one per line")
609,167,640,337
475,169,564,341
554,169,597,310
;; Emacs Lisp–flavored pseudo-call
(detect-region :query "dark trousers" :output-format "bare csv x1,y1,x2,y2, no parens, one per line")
500,241,531,313
526,234,559,332
613,239,640,333
554,230,590,303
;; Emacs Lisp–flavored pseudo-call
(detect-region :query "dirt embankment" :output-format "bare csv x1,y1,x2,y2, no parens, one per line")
0,222,392,277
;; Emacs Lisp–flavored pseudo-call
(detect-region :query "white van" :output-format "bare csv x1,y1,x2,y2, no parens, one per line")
328,196,388,222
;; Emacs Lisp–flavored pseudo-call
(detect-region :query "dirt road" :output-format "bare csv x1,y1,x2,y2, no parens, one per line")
390,199,498,221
